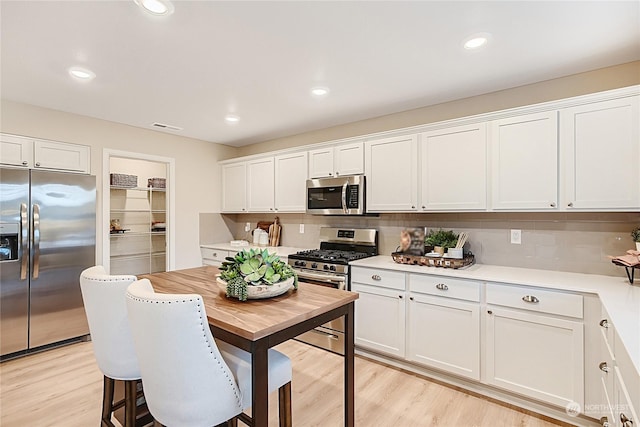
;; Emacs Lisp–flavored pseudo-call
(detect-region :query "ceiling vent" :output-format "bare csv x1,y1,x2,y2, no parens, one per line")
152,122,183,131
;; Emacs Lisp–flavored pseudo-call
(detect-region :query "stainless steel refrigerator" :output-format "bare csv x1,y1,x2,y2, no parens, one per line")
0,167,95,358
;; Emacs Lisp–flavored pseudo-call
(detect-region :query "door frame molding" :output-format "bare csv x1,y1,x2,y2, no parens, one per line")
102,149,176,273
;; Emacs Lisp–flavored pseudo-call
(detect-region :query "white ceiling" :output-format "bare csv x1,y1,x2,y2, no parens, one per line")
1,1,639,147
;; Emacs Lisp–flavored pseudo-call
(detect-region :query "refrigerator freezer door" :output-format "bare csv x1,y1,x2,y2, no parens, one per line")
29,170,95,348
0,168,30,355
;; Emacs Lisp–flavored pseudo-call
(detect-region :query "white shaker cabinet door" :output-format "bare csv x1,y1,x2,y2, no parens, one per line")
334,142,364,176
0,133,32,168
308,147,334,178
407,294,480,380
352,282,406,358
33,139,90,173
365,134,418,212
221,162,247,213
420,123,487,211
560,95,640,210
490,111,558,210
485,307,584,408
274,152,307,212
247,157,275,212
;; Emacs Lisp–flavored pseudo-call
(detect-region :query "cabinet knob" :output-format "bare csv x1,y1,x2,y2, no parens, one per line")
398,295,403,299
568,202,574,207
22,160,28,166
371,274,381,281
212,253,217,257
35,162,41,167
599,362,609,373
599,319,609,329
522,295,539,304
421,206,426,209
435,283,448,291
487,310,493,315
620,413,633,427
409,296,414,301
335,171,339,176
328,172,333,176
269,208,273,211
550,202,556,208
411,205,415,209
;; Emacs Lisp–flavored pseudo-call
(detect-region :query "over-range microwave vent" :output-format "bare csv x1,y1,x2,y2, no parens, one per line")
151,122,183,131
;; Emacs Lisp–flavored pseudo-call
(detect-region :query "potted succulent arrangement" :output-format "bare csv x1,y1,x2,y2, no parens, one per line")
218,248,298,301
632,226,640,251
425,229,459,255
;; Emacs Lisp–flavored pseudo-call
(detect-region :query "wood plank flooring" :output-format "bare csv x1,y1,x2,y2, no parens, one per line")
0,340,571,426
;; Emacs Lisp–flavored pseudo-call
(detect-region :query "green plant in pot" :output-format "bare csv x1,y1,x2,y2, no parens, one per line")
219,248,298,301
425,229,459,254
632,226,640,251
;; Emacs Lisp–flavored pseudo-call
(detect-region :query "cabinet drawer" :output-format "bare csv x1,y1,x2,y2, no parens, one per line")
409,274,480,302
486,283,583,319
351,267,405,290
200,248,228,262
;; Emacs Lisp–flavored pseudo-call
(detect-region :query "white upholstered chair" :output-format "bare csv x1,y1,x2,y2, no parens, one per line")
79,265,147,427
125,279,292,427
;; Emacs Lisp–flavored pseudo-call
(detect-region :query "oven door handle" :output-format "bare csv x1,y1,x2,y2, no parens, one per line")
295,270,346,289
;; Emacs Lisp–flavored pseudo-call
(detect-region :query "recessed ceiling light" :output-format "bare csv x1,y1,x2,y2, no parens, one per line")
463,33,491,50
134,0,174,16
310,86,330,98
225,114,240,124
68,67,95,81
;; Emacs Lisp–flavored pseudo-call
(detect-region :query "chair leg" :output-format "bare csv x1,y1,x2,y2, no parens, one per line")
226,418,238,427
124,379,138,427
101,376,116,427
278,381,292,427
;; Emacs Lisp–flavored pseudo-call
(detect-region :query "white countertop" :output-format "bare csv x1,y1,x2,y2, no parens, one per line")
200,243,308,259
351,255,640,377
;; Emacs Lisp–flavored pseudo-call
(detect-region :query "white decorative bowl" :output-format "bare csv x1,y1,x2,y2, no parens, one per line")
216,276,295,300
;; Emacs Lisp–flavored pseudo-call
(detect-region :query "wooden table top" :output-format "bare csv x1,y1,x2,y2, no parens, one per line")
138,266,358,342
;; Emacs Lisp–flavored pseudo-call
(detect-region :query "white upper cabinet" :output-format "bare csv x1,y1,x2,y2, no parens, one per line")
247,157,275,212
560,96,640,210
365,134,418,212
221,162,247,213
0,134,33,168
274,152,308,212
308,142,364,178
1,133,90,173
420,123,487,211
490,111,558,210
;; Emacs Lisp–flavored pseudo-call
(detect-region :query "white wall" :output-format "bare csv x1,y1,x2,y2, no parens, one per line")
0,99,238,269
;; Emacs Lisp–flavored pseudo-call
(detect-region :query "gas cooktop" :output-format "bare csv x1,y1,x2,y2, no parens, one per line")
289,249,373,265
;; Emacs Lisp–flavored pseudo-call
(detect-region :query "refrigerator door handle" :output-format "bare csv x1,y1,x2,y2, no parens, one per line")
20,202,28,280
32,204,40,279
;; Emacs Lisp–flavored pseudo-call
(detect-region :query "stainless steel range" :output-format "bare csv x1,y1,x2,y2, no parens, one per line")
289,227,378,354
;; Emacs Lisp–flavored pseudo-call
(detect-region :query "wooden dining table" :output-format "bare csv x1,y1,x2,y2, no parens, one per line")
138,266,359,427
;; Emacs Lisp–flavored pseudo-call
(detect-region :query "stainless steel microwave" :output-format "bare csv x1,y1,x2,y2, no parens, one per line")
306,175,366,215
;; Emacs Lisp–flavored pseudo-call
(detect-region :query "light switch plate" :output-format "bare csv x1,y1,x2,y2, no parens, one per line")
299,224,305,234
510,229,521,244
245,222,251,232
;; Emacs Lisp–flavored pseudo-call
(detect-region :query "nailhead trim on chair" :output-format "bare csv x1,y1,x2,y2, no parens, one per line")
126,294,243,407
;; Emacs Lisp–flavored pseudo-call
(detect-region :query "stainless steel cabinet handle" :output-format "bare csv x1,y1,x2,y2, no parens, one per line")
436,283,448,291
599,319,609,329
620,413,633,427
599,362,609,373
522,295,539,303
20,203,28,280
32,204,40,279
371,274,381,281
568,202,574,207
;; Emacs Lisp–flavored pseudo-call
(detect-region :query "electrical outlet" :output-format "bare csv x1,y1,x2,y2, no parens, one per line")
299,224,305,234
244,222,251,232
510,229,522,245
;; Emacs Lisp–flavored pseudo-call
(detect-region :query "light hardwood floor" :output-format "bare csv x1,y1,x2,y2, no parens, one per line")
0,340,571,427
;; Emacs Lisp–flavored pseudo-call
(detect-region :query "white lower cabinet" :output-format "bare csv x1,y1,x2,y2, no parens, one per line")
351,267,406,358
484,283,584,408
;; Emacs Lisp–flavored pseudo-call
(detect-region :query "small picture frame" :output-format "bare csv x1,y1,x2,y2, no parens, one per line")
400,228,425,256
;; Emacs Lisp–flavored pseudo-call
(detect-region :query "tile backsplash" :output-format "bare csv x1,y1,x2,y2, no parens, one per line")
210,212,639,278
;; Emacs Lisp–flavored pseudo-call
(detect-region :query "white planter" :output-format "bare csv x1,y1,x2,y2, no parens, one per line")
216,276,295,300
636,241,640,252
